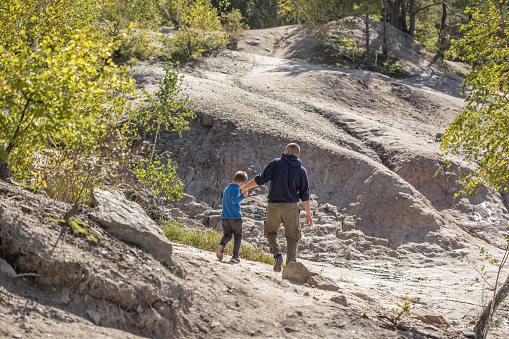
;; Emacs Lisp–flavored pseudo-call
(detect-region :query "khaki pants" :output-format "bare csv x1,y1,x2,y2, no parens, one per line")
264,202,301,263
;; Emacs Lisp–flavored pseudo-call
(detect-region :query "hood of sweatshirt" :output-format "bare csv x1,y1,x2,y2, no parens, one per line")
282,153,302,168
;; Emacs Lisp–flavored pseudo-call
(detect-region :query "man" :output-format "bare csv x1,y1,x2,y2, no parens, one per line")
242,143,313,272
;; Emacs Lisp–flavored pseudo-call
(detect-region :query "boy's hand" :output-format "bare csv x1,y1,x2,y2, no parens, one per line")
243,191,248,198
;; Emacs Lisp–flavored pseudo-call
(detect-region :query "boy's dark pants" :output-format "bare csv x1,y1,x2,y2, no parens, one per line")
219,218,243,256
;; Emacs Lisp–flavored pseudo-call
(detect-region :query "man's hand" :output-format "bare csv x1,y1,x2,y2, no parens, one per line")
302,200,313,227
306,214,313,227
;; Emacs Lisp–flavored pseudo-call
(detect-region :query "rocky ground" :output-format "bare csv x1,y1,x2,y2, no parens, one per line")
1,18,509,338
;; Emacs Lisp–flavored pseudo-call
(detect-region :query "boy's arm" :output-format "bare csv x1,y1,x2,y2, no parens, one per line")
231,188,246,204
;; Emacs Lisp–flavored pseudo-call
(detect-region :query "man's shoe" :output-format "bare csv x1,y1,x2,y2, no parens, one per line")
230,255,240,263
216,245,224,260
273,255,283,272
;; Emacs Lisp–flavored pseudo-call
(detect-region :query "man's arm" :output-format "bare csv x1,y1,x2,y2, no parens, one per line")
240,179,259,194
301,200,313,227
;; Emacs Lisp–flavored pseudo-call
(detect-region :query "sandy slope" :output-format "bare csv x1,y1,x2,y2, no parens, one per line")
135,22,509,336
1,21,509,339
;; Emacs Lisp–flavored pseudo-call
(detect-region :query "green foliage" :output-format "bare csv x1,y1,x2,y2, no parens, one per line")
337,275,353,283
1,0,191,217
390,295,420,323
101,0,160,60
50,217,100,243
278,0,345,26
0,1,135,186
131,155,183,201
166,0,227,59
221,9,249,40
212,0,279,29
440,0,509,196
124,60,193,200
114,27,155,60
0,0,102,50
160,218,275,264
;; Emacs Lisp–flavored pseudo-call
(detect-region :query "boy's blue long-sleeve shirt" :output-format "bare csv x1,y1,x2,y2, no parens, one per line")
221,183,245,219
254,153,310,203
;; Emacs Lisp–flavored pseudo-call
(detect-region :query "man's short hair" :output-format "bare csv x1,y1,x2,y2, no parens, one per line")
285,143,300,156
233,171,248,183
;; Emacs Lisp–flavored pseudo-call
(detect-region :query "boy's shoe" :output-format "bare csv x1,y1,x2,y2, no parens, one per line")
273,254,283,272
230,255,240,263
216,245,224,261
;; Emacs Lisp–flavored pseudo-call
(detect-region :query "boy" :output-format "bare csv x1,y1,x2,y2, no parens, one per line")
216,171,248,263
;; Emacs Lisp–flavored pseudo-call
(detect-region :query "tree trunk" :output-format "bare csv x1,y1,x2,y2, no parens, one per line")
408,0,415,36
0,160,11,181
400,0,408,34
383,4,388,56
439,0,447,59
160,0,180,29
475,273,509,338
365,14,371,67
384,0,400,29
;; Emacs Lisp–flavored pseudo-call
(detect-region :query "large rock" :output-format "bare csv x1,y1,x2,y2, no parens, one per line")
282,262,316,283
90,188,172,264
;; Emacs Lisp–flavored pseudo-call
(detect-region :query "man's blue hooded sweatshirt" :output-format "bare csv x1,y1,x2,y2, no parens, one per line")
254,153,310,203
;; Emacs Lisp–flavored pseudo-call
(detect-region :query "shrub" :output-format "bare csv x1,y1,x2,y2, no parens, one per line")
166,0,227,59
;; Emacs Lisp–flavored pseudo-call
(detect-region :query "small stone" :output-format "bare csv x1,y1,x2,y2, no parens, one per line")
0,258,16,278
304,292,310,296
86,309,101,325
331,294,349,307
21,204,34,213
306,275,339,291
284,327,299,333
423,314,449,326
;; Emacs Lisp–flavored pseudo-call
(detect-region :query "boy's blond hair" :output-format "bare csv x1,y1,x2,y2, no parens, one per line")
285,143,300,156
233,171,248,183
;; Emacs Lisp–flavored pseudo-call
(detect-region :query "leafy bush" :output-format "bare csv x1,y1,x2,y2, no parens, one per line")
102,3,157,60
166,0,227,59
221,9,249,40
1,0,193,220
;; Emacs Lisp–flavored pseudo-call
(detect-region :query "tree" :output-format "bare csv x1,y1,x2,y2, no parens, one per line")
1,0,194,220
440,1,509,337
355,1,384,67
0,0,134,182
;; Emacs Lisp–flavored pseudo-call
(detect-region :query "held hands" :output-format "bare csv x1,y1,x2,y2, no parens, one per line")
240,185,249,198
